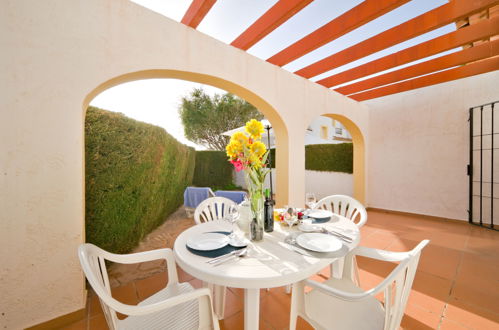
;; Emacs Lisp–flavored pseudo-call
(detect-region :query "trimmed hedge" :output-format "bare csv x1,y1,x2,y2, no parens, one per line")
305,143,353,173
268,143,353,173
192,150,234,190
85,107,195,253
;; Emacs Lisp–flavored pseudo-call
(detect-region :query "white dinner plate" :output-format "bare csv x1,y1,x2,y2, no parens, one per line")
296,233,342,253
307,210,333,219
186,233,230,251
298,224,322,232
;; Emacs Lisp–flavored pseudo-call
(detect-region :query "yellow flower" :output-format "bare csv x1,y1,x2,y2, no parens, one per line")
250,141,266,158
249,154,263,168
225,144,235,158
245,119,264,140
226,141,242,158
231,131,249,146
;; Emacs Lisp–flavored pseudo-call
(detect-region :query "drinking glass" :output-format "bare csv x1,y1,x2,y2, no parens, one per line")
284,215,298,228
225,204,240,239
305,193,317,209
283,206,297,228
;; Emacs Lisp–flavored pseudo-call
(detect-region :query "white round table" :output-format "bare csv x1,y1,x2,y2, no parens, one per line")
173,217,360,330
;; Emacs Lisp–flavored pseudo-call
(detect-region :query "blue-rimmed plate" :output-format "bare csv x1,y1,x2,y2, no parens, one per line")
186,233,230,251
307,210,333,223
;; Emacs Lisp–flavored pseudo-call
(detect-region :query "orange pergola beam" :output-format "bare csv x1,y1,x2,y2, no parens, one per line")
231,0,313,51
295,0,499,78
181,0,217,28
349,56,499,101
320,15,499,88
336,39,499,95
267,0,411,66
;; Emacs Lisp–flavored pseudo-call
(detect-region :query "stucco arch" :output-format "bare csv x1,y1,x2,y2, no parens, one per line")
83,69,287,132
83,69,290,205
319,114,366,204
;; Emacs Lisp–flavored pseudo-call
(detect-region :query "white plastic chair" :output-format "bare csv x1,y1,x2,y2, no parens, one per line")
192,196,237,320
78,243,219,330
194,197,236,224
313,194,367,228
290,240,429,330
313,194,367,279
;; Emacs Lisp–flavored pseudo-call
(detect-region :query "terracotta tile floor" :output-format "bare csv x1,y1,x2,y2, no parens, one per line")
63,210,499,329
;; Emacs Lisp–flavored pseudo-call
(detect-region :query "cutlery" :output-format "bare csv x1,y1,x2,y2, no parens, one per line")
210,249,247,266
280,242,312,257
327,229,354,240
322,228,353,242
206,250,238,264
320,228,353,243
206,248,246,264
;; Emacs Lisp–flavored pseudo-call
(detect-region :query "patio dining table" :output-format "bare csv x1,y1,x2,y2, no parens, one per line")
173,216,360,330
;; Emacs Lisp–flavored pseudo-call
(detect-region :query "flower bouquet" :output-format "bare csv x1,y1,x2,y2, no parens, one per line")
226,119,270,241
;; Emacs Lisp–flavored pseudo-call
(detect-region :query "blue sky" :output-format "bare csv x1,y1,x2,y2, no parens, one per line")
91,0,456,149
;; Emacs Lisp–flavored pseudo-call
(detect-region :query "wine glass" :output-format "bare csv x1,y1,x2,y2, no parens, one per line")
224,204,240,239
284,215,297,229
283,206,297,228
305,193,317,209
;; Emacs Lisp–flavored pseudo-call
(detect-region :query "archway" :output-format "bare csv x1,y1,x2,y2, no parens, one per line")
302,113,365,204
82,69,290,206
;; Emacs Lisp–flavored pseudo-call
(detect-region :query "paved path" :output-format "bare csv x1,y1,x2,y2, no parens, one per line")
108,207,195,287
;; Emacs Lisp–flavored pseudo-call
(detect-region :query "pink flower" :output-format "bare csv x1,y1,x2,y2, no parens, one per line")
230,159,244,172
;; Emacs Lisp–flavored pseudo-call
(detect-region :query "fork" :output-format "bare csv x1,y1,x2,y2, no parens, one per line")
209,248,248,266
206,249,240,264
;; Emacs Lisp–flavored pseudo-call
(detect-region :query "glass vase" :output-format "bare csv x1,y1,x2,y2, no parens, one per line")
245,171,264,241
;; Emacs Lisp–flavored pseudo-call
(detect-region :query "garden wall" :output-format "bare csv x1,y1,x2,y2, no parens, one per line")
85,107,195,253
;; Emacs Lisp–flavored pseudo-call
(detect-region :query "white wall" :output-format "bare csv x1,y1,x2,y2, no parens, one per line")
234,169,353,201
305,171,353,200
365,71,499,221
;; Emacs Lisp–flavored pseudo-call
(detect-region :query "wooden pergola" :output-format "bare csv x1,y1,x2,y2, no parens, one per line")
181,0,499,101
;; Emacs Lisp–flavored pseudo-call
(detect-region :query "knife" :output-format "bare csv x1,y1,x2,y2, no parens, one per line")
321,228,353,242
206,250,238,264
279,242,313,257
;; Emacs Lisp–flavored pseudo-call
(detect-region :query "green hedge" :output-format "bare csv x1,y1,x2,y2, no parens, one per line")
268,143,352,173
85,107,195,253
305,143,353,173
192,150,235,190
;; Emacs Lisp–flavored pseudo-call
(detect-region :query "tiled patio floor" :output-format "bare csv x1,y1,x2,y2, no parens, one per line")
63,210,499,330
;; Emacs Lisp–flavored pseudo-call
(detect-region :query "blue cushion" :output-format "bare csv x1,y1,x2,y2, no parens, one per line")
215,190,247,204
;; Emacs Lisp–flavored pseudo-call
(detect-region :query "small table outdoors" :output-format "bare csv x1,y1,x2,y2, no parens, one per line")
173,217,360,330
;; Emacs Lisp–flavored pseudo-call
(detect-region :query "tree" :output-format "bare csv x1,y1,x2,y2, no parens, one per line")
179,88,264,150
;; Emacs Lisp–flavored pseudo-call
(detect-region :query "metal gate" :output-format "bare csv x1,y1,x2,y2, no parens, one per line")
469,101,499,230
